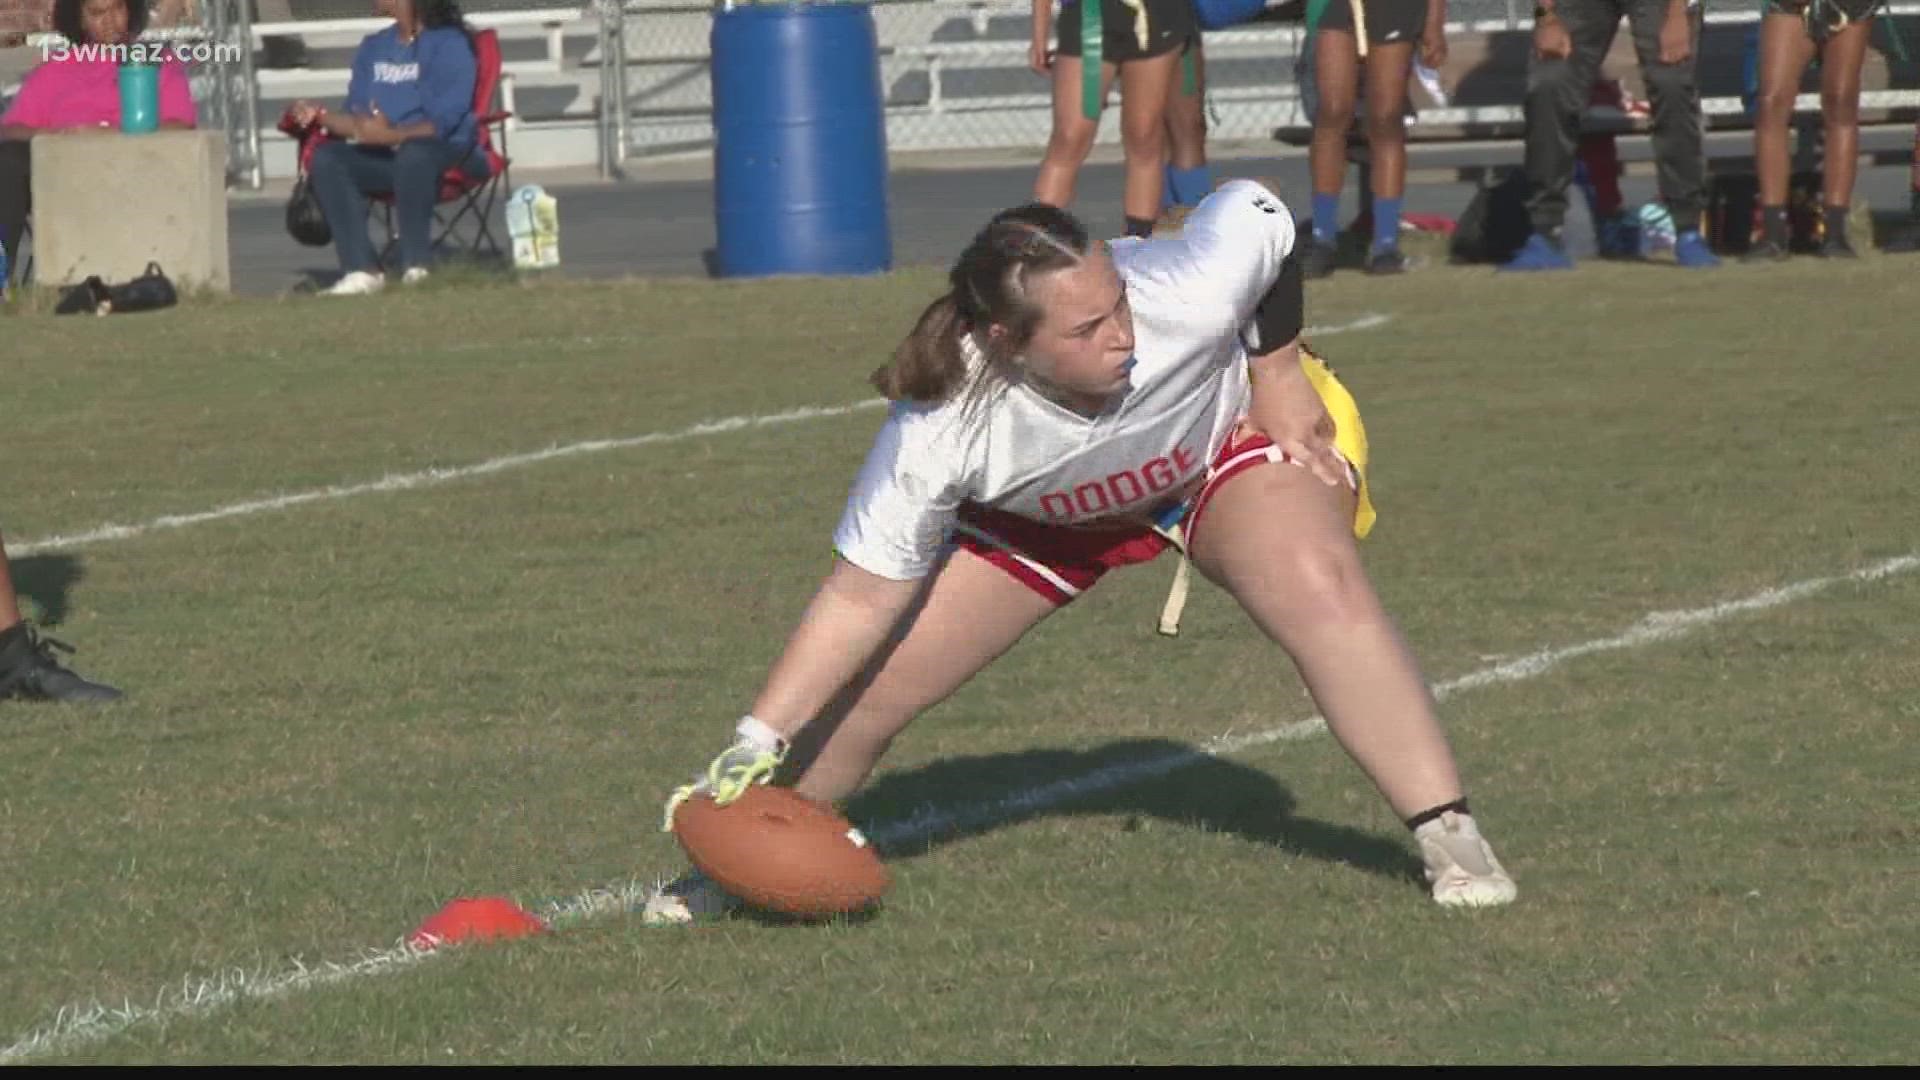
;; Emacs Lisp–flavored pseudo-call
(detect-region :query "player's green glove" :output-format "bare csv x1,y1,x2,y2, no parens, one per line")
661,716,789,832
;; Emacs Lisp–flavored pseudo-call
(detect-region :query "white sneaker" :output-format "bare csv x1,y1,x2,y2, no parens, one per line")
641,869,742,926
323,270,384,296
401,267,430,285
1415,811,1518,908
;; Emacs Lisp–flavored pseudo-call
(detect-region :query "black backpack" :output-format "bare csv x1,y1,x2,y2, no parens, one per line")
1450,168,1533,265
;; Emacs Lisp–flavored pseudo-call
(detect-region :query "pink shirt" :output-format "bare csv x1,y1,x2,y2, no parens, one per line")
1,54,198,130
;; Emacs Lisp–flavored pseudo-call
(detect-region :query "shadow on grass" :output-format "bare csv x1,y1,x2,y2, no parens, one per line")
844,740,1422,889
9,553,86,627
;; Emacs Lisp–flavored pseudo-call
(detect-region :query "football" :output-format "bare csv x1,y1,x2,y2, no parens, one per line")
670,785,892,917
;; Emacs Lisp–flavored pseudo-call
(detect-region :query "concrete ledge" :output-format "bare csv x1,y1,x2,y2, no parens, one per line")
31,129,230,292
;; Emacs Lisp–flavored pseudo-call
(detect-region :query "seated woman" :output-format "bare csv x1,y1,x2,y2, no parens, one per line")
288,0,486,296
0,0,198,275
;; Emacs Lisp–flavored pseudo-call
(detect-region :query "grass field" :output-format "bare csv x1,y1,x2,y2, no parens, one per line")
2,253,1916,1064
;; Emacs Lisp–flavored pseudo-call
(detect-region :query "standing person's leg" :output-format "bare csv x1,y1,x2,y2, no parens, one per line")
1508,0,1616,269
1163,36,1213,210
1748,7,1816,259
1117,49,1183,234
1359,37,1417,272
1305,13,1362,276
1034,3,1119,213
1812,9,1874,257
1184,430,1516,908
1628,0,1718,266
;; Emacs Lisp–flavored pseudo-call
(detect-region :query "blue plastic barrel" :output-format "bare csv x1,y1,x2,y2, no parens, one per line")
711,2,893,277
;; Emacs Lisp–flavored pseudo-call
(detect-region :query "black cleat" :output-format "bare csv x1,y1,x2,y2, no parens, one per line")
1741,238,1791,263
0,622,124,704
1301,240,1337,279
1365,245,1409,275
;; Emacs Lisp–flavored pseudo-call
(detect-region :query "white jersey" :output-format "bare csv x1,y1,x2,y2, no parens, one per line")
833,179,1298,581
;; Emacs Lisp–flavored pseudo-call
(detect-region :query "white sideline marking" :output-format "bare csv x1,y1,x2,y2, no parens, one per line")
4,549,1912,1064
8,402,887,558
8,312,1391,559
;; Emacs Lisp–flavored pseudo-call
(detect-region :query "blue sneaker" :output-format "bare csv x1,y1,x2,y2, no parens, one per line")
1498,233,1574,271
1674,229,1721,269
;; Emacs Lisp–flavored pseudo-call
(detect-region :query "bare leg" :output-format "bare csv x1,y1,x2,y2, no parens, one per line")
1034,55,1119,208
1184,451,1515,906
783,548,1061,803
1362,41,1416,203
1745,13,1816,257
1753,13,1815,210
1116,50,1181,223
1165,41,1208,171
1817,17,1872,211
1187,466,1461,819
1309,29,1361,205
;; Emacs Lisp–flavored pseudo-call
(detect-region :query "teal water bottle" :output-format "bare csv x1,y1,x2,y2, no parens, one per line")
119,61,160,133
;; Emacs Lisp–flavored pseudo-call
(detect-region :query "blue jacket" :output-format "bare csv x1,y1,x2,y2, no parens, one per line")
345,25,478,150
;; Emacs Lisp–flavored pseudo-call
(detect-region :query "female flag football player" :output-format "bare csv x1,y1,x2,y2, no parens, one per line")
646,178,1517,922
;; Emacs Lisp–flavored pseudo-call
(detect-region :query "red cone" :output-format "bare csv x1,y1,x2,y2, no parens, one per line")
409,896,547,950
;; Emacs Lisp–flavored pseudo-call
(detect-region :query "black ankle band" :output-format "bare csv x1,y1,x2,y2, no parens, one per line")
1405,798,1471,832
1762,206,1790,244
1124,216,1155,239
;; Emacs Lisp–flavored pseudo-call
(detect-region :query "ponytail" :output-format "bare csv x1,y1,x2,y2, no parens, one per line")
870,292,972,403
870,201,1094,406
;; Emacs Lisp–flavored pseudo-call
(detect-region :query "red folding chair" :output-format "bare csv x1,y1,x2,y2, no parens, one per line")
372,27,513,268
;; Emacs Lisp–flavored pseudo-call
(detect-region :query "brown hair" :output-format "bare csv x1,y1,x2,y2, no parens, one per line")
870,203,1093,404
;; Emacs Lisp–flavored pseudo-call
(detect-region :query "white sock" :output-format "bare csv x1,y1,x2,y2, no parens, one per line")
735,714,787,752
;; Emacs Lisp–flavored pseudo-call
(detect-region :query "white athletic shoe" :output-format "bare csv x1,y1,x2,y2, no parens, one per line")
323,270,385,296
1415,811,1518,908
401,267,431,286
641,869,742,926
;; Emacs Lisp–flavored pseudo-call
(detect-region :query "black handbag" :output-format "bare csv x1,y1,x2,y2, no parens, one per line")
1450,169,1533,266
285,175,332,247
54,262,180,316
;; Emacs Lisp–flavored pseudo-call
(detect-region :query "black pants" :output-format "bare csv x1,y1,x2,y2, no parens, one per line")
1524,0,1707,233
0,140,28,272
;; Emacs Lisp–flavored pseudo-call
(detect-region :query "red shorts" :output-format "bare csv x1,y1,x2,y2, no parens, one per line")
952,425,1298,606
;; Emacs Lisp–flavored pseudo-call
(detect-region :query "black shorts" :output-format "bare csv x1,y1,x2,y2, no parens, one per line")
1056,0,1198,63
1765,0,1883,33
1316,0,1430,47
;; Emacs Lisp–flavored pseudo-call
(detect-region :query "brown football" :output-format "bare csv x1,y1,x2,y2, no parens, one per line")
670,785,891,917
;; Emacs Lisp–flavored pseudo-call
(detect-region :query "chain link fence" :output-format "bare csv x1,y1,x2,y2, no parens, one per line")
618,0,1920,164
621,0,1350,159
15,0,1907,184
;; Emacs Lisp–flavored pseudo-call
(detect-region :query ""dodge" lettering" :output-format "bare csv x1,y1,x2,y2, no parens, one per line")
1038,446,1200,522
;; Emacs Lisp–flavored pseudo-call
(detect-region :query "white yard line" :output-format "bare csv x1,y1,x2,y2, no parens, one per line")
9,402,886,558
10,311,1392,559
